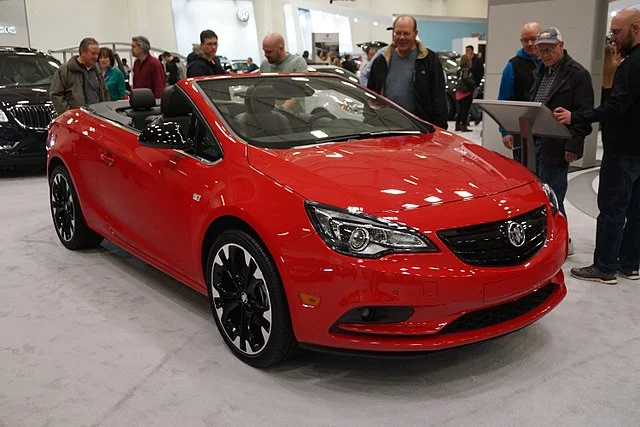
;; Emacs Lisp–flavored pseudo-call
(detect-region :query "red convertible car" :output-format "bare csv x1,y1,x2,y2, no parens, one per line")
47,74,568,368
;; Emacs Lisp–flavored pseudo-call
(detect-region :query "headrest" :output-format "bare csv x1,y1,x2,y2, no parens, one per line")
129,88,155,110
245,86,276,114
160,85,193,117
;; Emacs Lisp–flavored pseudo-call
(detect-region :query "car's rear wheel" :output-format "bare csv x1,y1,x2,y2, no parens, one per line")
49,165,103,250
206,230,296,368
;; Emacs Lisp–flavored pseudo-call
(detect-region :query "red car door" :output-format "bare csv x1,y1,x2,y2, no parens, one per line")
94,124,197,277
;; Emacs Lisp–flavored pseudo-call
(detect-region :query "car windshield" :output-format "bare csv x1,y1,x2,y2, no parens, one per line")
0,53,60,86
197,75,432,149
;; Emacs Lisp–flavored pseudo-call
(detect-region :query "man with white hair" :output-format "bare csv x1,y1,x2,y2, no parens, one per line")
131,35,166,98
259,33,307,73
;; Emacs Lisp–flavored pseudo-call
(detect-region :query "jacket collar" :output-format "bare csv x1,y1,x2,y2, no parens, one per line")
383,40,429,63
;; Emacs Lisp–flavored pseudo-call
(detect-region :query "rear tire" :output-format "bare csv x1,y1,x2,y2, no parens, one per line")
49,165,103,250
205,229,296,368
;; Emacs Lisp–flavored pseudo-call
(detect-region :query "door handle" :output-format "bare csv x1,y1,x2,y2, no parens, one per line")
100,152,115,167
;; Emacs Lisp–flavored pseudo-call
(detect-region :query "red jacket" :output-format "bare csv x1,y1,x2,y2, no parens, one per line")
133,56,166,98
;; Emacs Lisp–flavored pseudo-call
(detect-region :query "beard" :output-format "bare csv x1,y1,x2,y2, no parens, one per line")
616,31,634,57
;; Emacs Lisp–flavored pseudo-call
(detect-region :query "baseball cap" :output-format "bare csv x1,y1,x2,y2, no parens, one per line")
535,27,563,45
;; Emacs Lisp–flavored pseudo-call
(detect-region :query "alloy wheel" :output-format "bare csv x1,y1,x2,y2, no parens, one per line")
51,172,75,242
210,243,272,355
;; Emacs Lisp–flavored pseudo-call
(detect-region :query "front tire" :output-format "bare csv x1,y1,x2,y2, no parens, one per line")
206,229,296,368
49,165,103,250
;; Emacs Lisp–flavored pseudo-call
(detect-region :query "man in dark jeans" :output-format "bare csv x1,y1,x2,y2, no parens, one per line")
555,7,640,285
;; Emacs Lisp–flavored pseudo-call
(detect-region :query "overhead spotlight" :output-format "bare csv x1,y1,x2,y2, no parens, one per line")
373,21,378,26
610,11,617,17
353,18,359,23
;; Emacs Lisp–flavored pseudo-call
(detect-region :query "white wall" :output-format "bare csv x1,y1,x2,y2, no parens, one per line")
25,0,177,53
172,0,260,60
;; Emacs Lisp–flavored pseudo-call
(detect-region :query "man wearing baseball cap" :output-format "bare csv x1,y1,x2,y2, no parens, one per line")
529,27,594,255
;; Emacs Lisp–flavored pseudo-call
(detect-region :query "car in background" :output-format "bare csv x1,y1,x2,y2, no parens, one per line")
307,64,359,84
0,46,58,168
229,59,249,73
47,74,568,368
437,51,485,121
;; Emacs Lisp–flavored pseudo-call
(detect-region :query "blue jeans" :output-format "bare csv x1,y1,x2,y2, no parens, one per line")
534,139,568,218
594,152,640,274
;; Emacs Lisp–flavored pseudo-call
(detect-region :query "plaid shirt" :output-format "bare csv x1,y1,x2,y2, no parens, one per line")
534,55,566,103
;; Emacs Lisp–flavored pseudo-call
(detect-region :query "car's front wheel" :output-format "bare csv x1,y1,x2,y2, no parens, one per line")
49,165,103,250
206,230,296,368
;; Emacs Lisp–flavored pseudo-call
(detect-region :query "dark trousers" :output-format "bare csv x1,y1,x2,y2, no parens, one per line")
512,134,522,163
535,138,568,218
456,95,472,128
594,152,640,274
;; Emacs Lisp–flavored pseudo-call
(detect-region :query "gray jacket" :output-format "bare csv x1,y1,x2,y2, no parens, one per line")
50,56,108,114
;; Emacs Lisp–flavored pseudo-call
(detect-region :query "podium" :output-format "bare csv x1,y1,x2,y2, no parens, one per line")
472,100,572,172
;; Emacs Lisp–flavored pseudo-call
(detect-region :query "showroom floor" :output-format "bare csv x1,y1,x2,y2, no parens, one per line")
1,124,639,426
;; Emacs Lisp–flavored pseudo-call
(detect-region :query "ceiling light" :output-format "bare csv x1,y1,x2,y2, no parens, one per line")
610,11,617,17
373,21,378,26
353,18,359,23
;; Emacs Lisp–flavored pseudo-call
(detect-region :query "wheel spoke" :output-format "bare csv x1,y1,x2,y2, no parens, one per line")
255,312,271,333
238,307,248,352
243,259,257,291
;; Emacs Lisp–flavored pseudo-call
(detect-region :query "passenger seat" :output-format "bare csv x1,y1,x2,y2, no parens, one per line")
127,88,161,130
145,85,193,137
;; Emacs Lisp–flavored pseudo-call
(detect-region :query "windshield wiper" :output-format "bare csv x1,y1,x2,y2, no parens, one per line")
318,130,422,143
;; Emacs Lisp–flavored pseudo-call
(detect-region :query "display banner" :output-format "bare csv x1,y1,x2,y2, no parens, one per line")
0,0,30,47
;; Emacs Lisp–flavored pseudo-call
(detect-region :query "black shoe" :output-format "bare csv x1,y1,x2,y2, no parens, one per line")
460,126,472,132
571,264,617,285
455,124,461,131
617,267,640,280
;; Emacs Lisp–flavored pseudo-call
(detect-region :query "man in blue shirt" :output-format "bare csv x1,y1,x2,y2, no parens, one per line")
498,22,541,161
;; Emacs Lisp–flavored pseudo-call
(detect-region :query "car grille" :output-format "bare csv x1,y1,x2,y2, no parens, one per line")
437,206,547,267
440,283,556,335
9,104,56,130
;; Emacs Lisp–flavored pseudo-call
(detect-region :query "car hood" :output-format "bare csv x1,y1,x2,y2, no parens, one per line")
0,85,51,108
247,130,536,213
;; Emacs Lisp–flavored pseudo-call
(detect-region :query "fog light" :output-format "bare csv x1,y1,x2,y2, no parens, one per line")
349,227,369,252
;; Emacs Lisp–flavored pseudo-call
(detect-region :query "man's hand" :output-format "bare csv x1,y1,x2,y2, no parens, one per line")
554,107,572,124
502,135,514,150
565,151,578,163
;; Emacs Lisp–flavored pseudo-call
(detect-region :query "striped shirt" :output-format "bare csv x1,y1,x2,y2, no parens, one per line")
534,55,566,103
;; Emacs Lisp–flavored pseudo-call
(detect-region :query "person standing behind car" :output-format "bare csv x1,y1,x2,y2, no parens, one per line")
498,22,542,162
246,57,259,73
98,47,126,101
50,37,109,115
465,45,484,87
367,15,448,129
554,7,640,285
131,36,166,98
187,30,226,78
162,51,179,85
454,54,475,132
260,33,308,73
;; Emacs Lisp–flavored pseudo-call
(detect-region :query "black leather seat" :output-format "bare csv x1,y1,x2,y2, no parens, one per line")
145,86,193,137
235,86,291,138
127,88,161,130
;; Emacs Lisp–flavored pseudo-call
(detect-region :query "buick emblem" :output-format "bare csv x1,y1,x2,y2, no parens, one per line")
507,222,526,247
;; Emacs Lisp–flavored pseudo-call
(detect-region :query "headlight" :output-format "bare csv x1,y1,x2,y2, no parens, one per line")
0,110,8,123
305,201,438,258
542,183,559,214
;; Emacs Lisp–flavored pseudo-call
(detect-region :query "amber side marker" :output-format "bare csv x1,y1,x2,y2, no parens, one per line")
299,292,321,308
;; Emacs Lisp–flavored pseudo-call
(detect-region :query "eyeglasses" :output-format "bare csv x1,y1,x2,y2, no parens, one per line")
393,31,414,38
609,22,639,36
537,45,558,54
520,37,537,44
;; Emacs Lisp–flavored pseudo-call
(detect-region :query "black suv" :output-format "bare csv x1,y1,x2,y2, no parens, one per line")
0,46,59,167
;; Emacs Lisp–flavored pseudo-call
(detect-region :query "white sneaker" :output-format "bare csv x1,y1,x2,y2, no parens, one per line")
567,238,574,256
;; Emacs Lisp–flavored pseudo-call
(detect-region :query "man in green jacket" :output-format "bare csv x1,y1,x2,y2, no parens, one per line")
50,37,109,115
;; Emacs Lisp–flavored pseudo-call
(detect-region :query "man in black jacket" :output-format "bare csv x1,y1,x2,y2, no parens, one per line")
367,15,448,129
555,8,640,285
187,30,226,78
530,28,594,221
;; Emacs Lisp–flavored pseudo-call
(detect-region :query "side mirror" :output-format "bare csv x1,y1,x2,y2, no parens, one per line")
138,121,193,150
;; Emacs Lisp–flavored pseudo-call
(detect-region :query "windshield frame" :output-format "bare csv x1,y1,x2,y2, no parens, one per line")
195,74,433,150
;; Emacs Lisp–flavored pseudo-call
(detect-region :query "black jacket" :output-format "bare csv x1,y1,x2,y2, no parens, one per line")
470,54,484,86
530,52,594,165
367,42,448,129
165,60,178,85
187,51,226,78
573,43,640,157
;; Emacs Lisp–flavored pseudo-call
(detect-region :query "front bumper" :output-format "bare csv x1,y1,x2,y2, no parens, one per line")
278,182,568,352
0,126,47,166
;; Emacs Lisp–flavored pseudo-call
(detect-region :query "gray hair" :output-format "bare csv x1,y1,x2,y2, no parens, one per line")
79,37,98,54
132,36,151,54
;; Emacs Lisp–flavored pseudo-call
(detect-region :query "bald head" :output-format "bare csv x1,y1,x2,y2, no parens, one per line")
262,33,287,64
520,22,541,58
610,7,640,55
